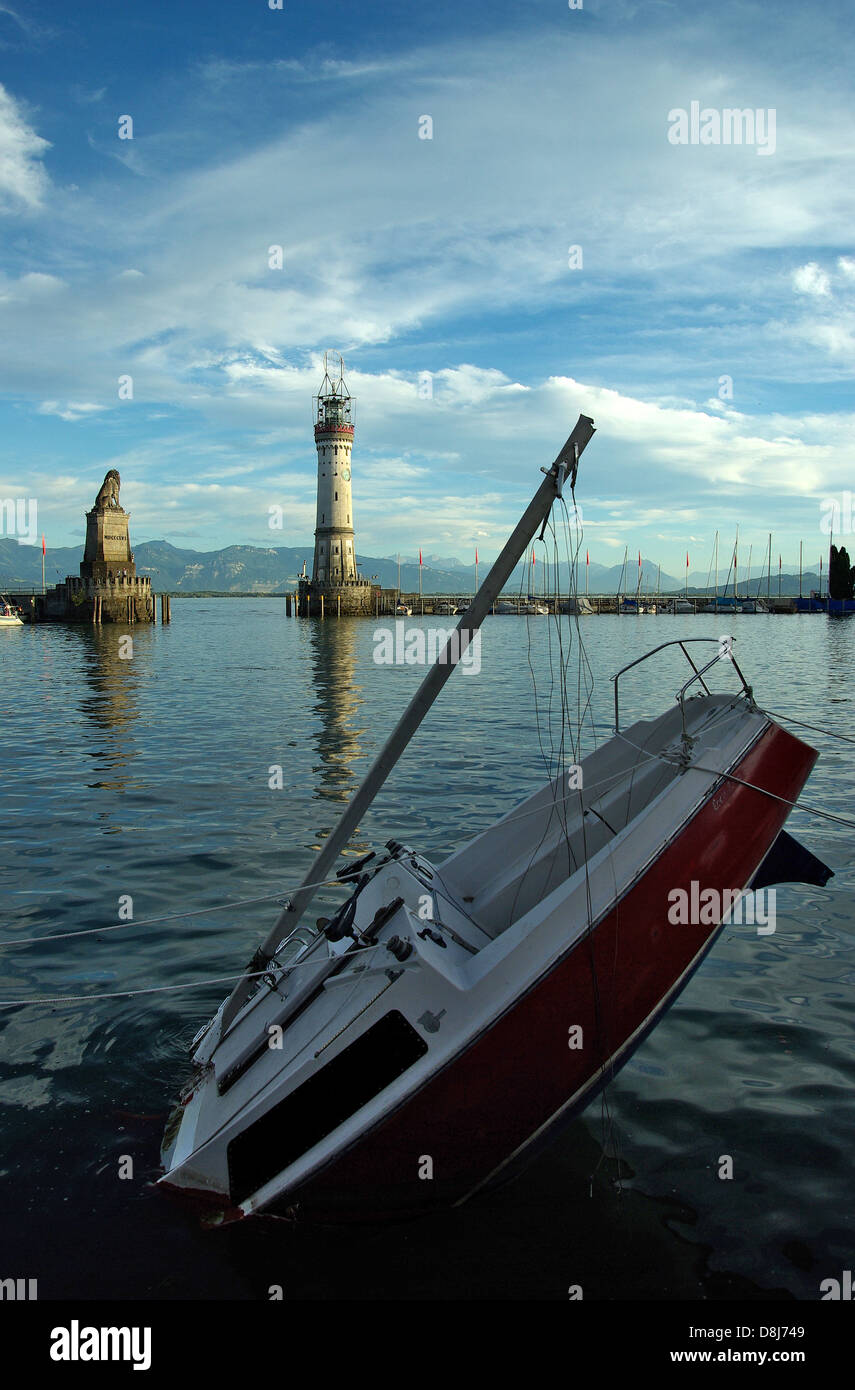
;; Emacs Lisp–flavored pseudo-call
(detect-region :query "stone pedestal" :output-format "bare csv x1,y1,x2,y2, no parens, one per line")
39,469,156,623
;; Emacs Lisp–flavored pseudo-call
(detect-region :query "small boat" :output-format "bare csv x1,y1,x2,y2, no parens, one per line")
0,598,23,628
668,599,694,614
493,601,516,614
394,602,413,617
520,601,549,616
434,601,458,616
561,596,594,616
161,417,830,1224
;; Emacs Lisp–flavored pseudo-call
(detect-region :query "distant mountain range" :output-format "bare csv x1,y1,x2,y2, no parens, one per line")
0,536,825,598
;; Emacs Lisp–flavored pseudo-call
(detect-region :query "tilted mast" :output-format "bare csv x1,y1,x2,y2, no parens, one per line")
217,415,596,1037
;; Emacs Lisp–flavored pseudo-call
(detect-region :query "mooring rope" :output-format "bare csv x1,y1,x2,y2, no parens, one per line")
757,708,855,747
0,875,347,949
0,942,384,1009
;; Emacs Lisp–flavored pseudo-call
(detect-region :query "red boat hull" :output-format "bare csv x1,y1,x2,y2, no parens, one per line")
278,720,817,1222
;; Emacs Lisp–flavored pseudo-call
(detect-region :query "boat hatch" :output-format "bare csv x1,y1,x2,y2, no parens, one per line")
226,1009,428,1205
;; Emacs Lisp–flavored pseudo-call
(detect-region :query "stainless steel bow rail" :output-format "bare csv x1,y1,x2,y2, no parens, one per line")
612,637,754,734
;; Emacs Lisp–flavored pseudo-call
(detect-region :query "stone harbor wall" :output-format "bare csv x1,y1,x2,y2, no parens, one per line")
40,575,155,623
298,577,376,617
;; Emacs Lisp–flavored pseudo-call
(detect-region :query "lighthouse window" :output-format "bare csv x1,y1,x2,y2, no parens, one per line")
335,491,338,501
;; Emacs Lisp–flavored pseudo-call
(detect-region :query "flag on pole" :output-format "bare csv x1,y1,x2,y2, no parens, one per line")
42,535,46,556
475,548,478,565
638,551,642,569
419,549,422,566
586,550,589,566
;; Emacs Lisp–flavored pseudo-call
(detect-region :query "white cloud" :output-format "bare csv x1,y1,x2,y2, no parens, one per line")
792,262,831,296
0,83,50,211
2,15,855,569
38,401,107,422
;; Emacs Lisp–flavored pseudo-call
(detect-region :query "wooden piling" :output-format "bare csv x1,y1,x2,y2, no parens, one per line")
320,594,325,619
286,594,292,617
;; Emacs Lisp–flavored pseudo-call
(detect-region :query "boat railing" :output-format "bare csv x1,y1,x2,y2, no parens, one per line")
613,637,753,733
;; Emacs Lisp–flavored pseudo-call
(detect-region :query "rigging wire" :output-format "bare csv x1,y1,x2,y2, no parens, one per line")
0,754,668,952
615,729,855,831
556,486,624,1193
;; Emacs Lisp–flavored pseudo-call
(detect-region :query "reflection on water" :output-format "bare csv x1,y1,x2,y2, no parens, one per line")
73,623,152,792
307,619,365,803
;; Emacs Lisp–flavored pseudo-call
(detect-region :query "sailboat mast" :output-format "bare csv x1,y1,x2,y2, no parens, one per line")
714,531,718,611
767,533,771,600
799,540,803,599
218,416,596,1034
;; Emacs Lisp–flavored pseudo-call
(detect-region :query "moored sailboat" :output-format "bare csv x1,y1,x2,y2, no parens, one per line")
0,597,23,628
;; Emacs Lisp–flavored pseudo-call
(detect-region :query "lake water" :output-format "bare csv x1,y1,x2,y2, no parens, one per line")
1,603,853,1300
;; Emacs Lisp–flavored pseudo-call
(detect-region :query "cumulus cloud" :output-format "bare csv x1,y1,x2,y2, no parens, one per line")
2,12,855,568
792,262,831,296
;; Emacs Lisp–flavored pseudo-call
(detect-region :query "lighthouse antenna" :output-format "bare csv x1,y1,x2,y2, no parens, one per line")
314,350,353,428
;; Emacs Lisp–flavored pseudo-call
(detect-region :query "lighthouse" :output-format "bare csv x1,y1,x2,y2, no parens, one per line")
299,352,374,616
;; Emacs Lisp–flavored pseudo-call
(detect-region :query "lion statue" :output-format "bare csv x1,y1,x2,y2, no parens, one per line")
94,469,122,511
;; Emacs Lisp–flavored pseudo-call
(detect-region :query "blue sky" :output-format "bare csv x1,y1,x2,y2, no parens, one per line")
0,0,853,575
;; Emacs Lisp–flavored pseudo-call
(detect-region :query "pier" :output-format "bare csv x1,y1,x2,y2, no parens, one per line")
283,590,818,617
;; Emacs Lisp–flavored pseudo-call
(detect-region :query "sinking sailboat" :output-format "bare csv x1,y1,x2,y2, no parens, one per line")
160,417,830,1223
